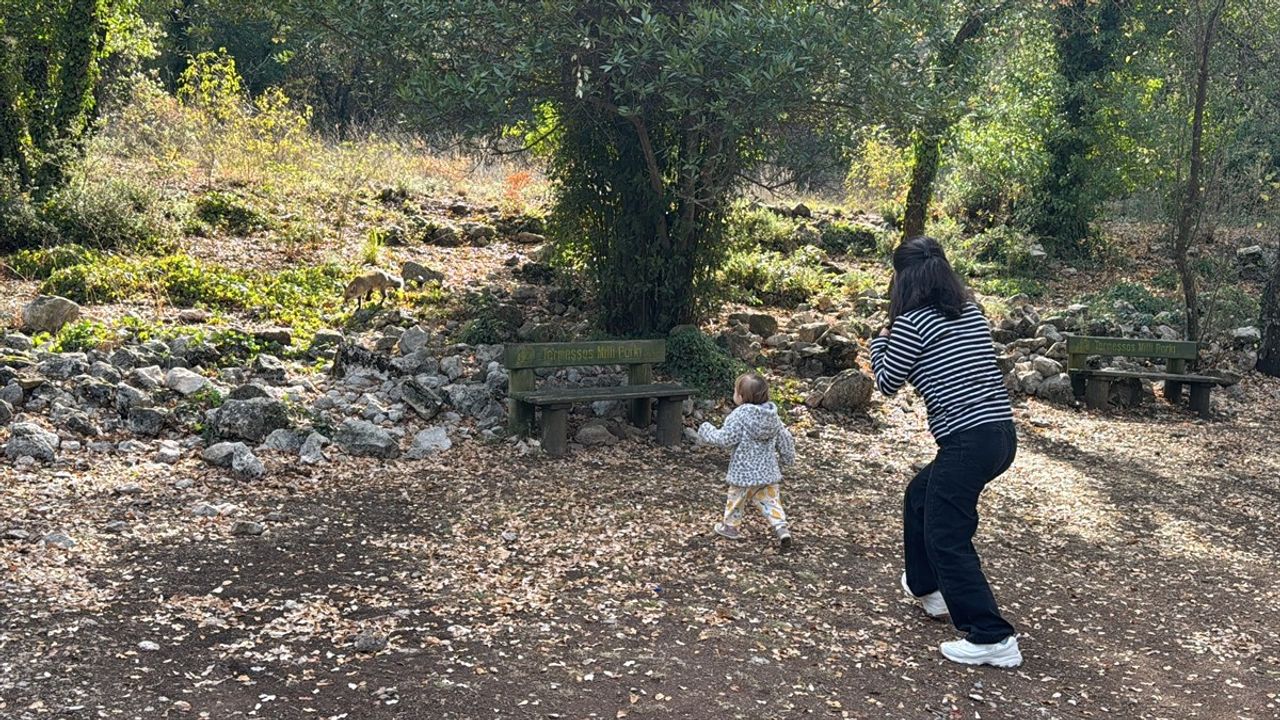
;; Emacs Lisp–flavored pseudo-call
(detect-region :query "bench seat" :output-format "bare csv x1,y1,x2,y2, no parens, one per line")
511,383,692,406
1069,369,1233,385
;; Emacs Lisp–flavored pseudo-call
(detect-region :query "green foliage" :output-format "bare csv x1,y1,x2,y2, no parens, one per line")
949,225,1042,278
726,203,800,252
8,243,102,279
194,191,269,234
973,276,1047,299
52,319,113,352
1,175,177,253
1203,284,1261,338
819,221,879,255
1085,282,1178,318
296,0,902,335
659,328,747,399
456,291,520,345
359,227,385,266
720,245,836,308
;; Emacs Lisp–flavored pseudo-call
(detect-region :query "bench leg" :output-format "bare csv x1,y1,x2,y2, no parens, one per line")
541,406,568,457
1188,384,1211,419
655,397,684,447
508,399,535,436
629,398,652,428
1084,378,1111,410
1164,380,1184,405
1071,374,1086,399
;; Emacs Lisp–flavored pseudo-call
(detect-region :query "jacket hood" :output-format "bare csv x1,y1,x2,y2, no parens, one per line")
735,401,784,442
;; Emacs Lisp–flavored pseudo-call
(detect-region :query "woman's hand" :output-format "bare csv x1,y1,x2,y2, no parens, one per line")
878,326,891,338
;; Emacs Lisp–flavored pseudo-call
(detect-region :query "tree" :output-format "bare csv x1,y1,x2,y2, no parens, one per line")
1030,0,1128,251
0,0,141,191
900,1,1013,241
269,0,900,336
1262,250,1280,377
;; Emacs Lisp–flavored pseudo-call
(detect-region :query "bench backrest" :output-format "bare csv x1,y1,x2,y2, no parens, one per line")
1065,334,1199,370
503,340,666,370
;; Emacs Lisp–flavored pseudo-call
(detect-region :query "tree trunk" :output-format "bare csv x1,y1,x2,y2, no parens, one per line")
1259,247,1280,377
902,126,941,241
1172,0,1226,343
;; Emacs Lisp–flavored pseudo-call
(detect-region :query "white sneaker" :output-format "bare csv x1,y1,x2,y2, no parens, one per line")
901,572,948,618
940,636,1023,668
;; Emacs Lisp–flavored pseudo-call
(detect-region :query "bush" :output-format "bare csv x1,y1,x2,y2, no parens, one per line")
820,220,878,255
40,179,177,253
1202,285,1260,337
951,225,1041,278
8,244,103,279
726,203,800,251
660,328,747,398
52,320,114,353
0,176,56,253
456,292,521,345
720,245,835,307
1083,282,1177,319
194,191,270,235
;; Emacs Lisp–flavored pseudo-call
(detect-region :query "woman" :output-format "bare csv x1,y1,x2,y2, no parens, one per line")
869,235,1021,668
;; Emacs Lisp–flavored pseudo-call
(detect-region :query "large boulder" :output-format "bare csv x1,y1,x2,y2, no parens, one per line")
406,427,452,458
213,397,291,443
1036,373,1075,405
820,369,874,411
401,378,444,420
335,418,400,459
729,312,780,338
22,296,81,334
5,422,60,463
202,441,265,479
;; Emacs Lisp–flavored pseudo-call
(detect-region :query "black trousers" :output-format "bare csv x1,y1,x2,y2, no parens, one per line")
903,420,1017,644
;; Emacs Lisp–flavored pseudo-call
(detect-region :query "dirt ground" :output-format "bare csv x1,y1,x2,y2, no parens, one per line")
3,374,1278,720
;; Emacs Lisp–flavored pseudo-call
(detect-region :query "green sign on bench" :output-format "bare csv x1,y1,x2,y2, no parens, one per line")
505,340,692,456
1065,334,1228,418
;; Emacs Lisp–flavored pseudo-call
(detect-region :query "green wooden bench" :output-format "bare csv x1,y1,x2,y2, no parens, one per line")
1066,335,1232,418
505,340,693,456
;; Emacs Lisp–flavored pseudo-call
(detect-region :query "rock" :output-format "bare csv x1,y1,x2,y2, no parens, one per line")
227,383,271,401
819,369,874,411
1037,373,1075,405
231,520,265,536
165,367,210,396
1028,243,1048,260
39,353,89,379
1035,324,1064,345
42,531,75,549
591,400,619,417
723,330,760,363
4,528,31,541
253,327,293,346
401,378,444,421
575,421,617,447
5,422,59,462
177,308,209,323
513,231,545,245
407,427,452,458
354,631,387,653
764,333,792,348
796,322,829,344
2,333,34,351
0,381,22,406
262,428,304,453
1237,245,1265,264
202,441,264,478
156,440,182,464
335,418,400,458
137,640,160,652
252,354,288,384
191,502,221,517
440,355,466,381
393,348,439,375
128,407,168,437
1018,370,1043,395
213,397,290,443
398,326,431,356
791,202,812,218
21,295,81,333
1031,356,1063,378
129,365,166,391
308,330,344,358
729,312,780,338
1232,326,1261,344
299,432,329,464
0,399,11,425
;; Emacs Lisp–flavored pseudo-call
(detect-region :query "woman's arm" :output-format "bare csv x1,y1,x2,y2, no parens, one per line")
869,316,923,396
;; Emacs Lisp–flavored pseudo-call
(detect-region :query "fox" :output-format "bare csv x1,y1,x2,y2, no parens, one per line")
343,269,403,308
401,260,445,289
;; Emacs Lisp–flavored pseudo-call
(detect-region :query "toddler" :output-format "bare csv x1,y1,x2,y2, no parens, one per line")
698,373,796,549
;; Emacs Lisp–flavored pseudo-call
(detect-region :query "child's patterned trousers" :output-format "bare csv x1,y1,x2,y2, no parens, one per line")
723,484,788,535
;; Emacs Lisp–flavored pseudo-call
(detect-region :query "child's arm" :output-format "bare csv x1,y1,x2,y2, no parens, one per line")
776,425,796,467
697,410,743,447
869,316,923,396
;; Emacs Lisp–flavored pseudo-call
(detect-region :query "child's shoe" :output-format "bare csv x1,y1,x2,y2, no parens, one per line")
777,528,793,551
714,522,742,540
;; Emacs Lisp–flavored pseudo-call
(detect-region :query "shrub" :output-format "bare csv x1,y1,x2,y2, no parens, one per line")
726,202,800,252
52,320,114,353
720,245,836,307
456,292,521,345
40,179,177,253
820,220,878,255
660,328,747,398
1202,285,1260,337
1084,282,1177,318
8,244,103,280
0,176,56,253
973,276,1047,299
951,225,1041,278
194,191,270,235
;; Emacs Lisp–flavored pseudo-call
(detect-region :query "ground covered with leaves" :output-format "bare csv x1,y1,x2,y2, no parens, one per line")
3,375,1278,720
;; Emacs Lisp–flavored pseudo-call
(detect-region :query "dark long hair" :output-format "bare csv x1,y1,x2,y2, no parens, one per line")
888,236,973,322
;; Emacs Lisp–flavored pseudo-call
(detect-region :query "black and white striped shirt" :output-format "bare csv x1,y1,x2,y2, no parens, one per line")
869,302,1013,440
